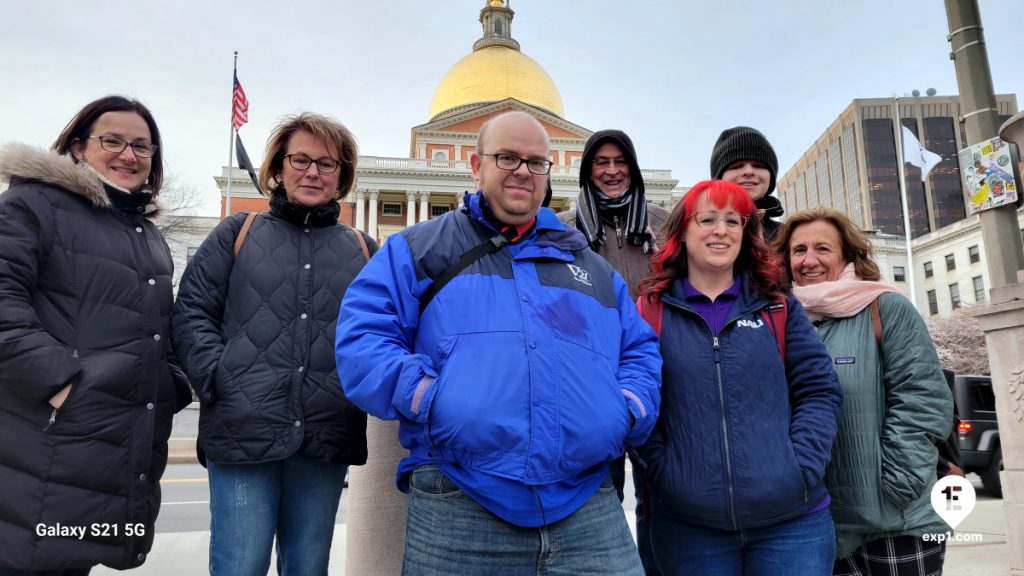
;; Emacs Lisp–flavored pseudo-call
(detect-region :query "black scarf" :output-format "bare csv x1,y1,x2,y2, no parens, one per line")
269,188,340,227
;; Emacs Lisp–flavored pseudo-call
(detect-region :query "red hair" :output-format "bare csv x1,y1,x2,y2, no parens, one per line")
638,180,789,302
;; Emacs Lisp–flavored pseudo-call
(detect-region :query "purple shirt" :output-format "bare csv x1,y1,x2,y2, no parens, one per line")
681,277,741,336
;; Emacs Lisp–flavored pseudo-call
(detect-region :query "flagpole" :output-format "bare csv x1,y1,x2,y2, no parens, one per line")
225,51,238,218
892,96,918,309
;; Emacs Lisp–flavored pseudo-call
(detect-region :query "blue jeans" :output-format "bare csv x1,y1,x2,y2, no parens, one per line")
403,465,643,575
207,453,347,576
650,507,835,576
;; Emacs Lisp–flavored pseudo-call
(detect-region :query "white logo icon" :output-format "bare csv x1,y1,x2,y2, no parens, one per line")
930,475,976,529
737,319,764,329
567,264,592,286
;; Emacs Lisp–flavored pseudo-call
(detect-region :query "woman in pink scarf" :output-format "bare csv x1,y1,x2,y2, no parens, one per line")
774,208,954,576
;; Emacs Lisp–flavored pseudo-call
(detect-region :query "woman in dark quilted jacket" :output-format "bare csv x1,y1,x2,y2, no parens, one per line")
0,95,191,573
172,113,376,576
636,180,842,575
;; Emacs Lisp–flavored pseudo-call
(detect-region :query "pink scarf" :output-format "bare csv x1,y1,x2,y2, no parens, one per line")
792,263,900,322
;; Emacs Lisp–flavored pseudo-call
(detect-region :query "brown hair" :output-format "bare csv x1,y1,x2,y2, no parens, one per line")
52,95,164,193
259,112,358,200
773,207,881,282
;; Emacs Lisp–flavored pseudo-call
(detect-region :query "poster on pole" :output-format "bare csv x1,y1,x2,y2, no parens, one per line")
958,135,1019,215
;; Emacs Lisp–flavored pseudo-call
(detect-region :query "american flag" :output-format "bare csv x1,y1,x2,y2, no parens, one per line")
232,73,249,131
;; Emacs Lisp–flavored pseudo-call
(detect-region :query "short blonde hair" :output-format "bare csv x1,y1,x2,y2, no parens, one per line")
258,112,358,200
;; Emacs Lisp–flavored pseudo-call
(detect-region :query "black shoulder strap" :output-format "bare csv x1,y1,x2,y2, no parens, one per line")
419,233,509,315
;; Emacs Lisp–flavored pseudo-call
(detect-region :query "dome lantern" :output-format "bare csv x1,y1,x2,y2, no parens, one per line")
427,1,564,121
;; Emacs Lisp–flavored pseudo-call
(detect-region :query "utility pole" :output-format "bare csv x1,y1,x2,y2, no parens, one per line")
946,2,1024,574
945,0,1024,287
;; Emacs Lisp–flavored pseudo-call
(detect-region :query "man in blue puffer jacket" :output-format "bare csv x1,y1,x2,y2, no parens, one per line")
336,111,661,575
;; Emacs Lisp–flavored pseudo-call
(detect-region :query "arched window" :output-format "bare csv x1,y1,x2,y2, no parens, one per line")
494,19,504,36
433,151,448,161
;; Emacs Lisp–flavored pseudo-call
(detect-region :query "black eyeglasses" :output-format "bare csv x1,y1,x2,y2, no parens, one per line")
481,153,553,175
286,154,341,174
90,135,157,158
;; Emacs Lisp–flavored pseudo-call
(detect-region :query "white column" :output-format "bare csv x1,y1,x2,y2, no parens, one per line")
354,189,365,232
406,191,417,227
368,189,379,240
418,191,430,222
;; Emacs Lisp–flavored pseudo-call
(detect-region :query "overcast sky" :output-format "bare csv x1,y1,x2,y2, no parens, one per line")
2,1,1021,215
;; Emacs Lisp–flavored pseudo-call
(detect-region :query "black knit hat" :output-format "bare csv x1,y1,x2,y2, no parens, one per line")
710,126,779,196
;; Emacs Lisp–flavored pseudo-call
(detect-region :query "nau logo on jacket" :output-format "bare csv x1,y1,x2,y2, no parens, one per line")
737,318,765,329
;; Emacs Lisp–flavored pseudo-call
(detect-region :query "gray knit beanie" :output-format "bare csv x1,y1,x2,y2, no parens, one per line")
710,126,779,196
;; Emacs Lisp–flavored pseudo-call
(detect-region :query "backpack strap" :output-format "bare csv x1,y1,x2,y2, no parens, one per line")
760,299,788,362
870,297,883,347
233,212,259,257
343,224,371,261
636,295,663,337
419,233,509,315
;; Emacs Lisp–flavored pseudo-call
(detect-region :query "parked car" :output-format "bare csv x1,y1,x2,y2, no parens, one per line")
952,372,1002,498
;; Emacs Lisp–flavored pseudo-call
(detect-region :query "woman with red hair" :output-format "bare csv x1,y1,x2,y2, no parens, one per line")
636,180,841,575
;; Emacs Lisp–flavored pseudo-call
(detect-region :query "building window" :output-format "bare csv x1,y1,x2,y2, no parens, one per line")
430,204,451,218
973,276,985,303
381,202,403,216
949,283,961,310
432,151,448,161
945,253,956,271
968,245,980,264
923,261,933,278
927,290,938,316
186,246,199,263
893,266,905,282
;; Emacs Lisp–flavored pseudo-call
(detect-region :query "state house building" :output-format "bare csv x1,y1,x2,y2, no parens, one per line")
213,0,683,244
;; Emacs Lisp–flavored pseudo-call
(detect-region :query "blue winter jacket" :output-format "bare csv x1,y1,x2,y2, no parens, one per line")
639,276,841,531
336,191,661,525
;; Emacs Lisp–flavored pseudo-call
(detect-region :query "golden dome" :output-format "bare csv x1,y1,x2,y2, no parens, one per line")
428,46,564,121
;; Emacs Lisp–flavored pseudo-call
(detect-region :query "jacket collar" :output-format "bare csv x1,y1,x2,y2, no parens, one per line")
461,190,588,252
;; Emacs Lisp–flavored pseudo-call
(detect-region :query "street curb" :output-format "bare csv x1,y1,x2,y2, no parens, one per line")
168,437,199,465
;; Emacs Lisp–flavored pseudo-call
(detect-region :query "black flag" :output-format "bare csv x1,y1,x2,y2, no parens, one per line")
236,136,262,194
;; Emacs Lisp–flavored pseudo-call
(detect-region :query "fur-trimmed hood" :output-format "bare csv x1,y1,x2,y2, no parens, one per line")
0,143,160,217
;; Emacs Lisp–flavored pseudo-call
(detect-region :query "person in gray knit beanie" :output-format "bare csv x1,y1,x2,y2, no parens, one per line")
710,126,785,240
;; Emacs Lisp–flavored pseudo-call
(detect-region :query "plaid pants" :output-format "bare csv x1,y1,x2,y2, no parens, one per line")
833,535,946,576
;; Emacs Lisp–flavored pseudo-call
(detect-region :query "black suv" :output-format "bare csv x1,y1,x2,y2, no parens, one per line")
952,373,1002,497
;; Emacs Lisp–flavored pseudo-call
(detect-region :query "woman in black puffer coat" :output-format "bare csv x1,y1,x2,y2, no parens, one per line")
0,96,191,574
172,113,374,575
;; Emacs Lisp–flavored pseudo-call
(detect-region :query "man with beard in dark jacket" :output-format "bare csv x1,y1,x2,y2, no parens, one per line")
558,129,668,575
710,126,785,241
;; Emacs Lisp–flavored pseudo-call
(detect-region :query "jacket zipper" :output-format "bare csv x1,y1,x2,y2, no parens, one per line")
44,407,58,431
614,215,623,248
713,336,739,530
664,295,767,531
